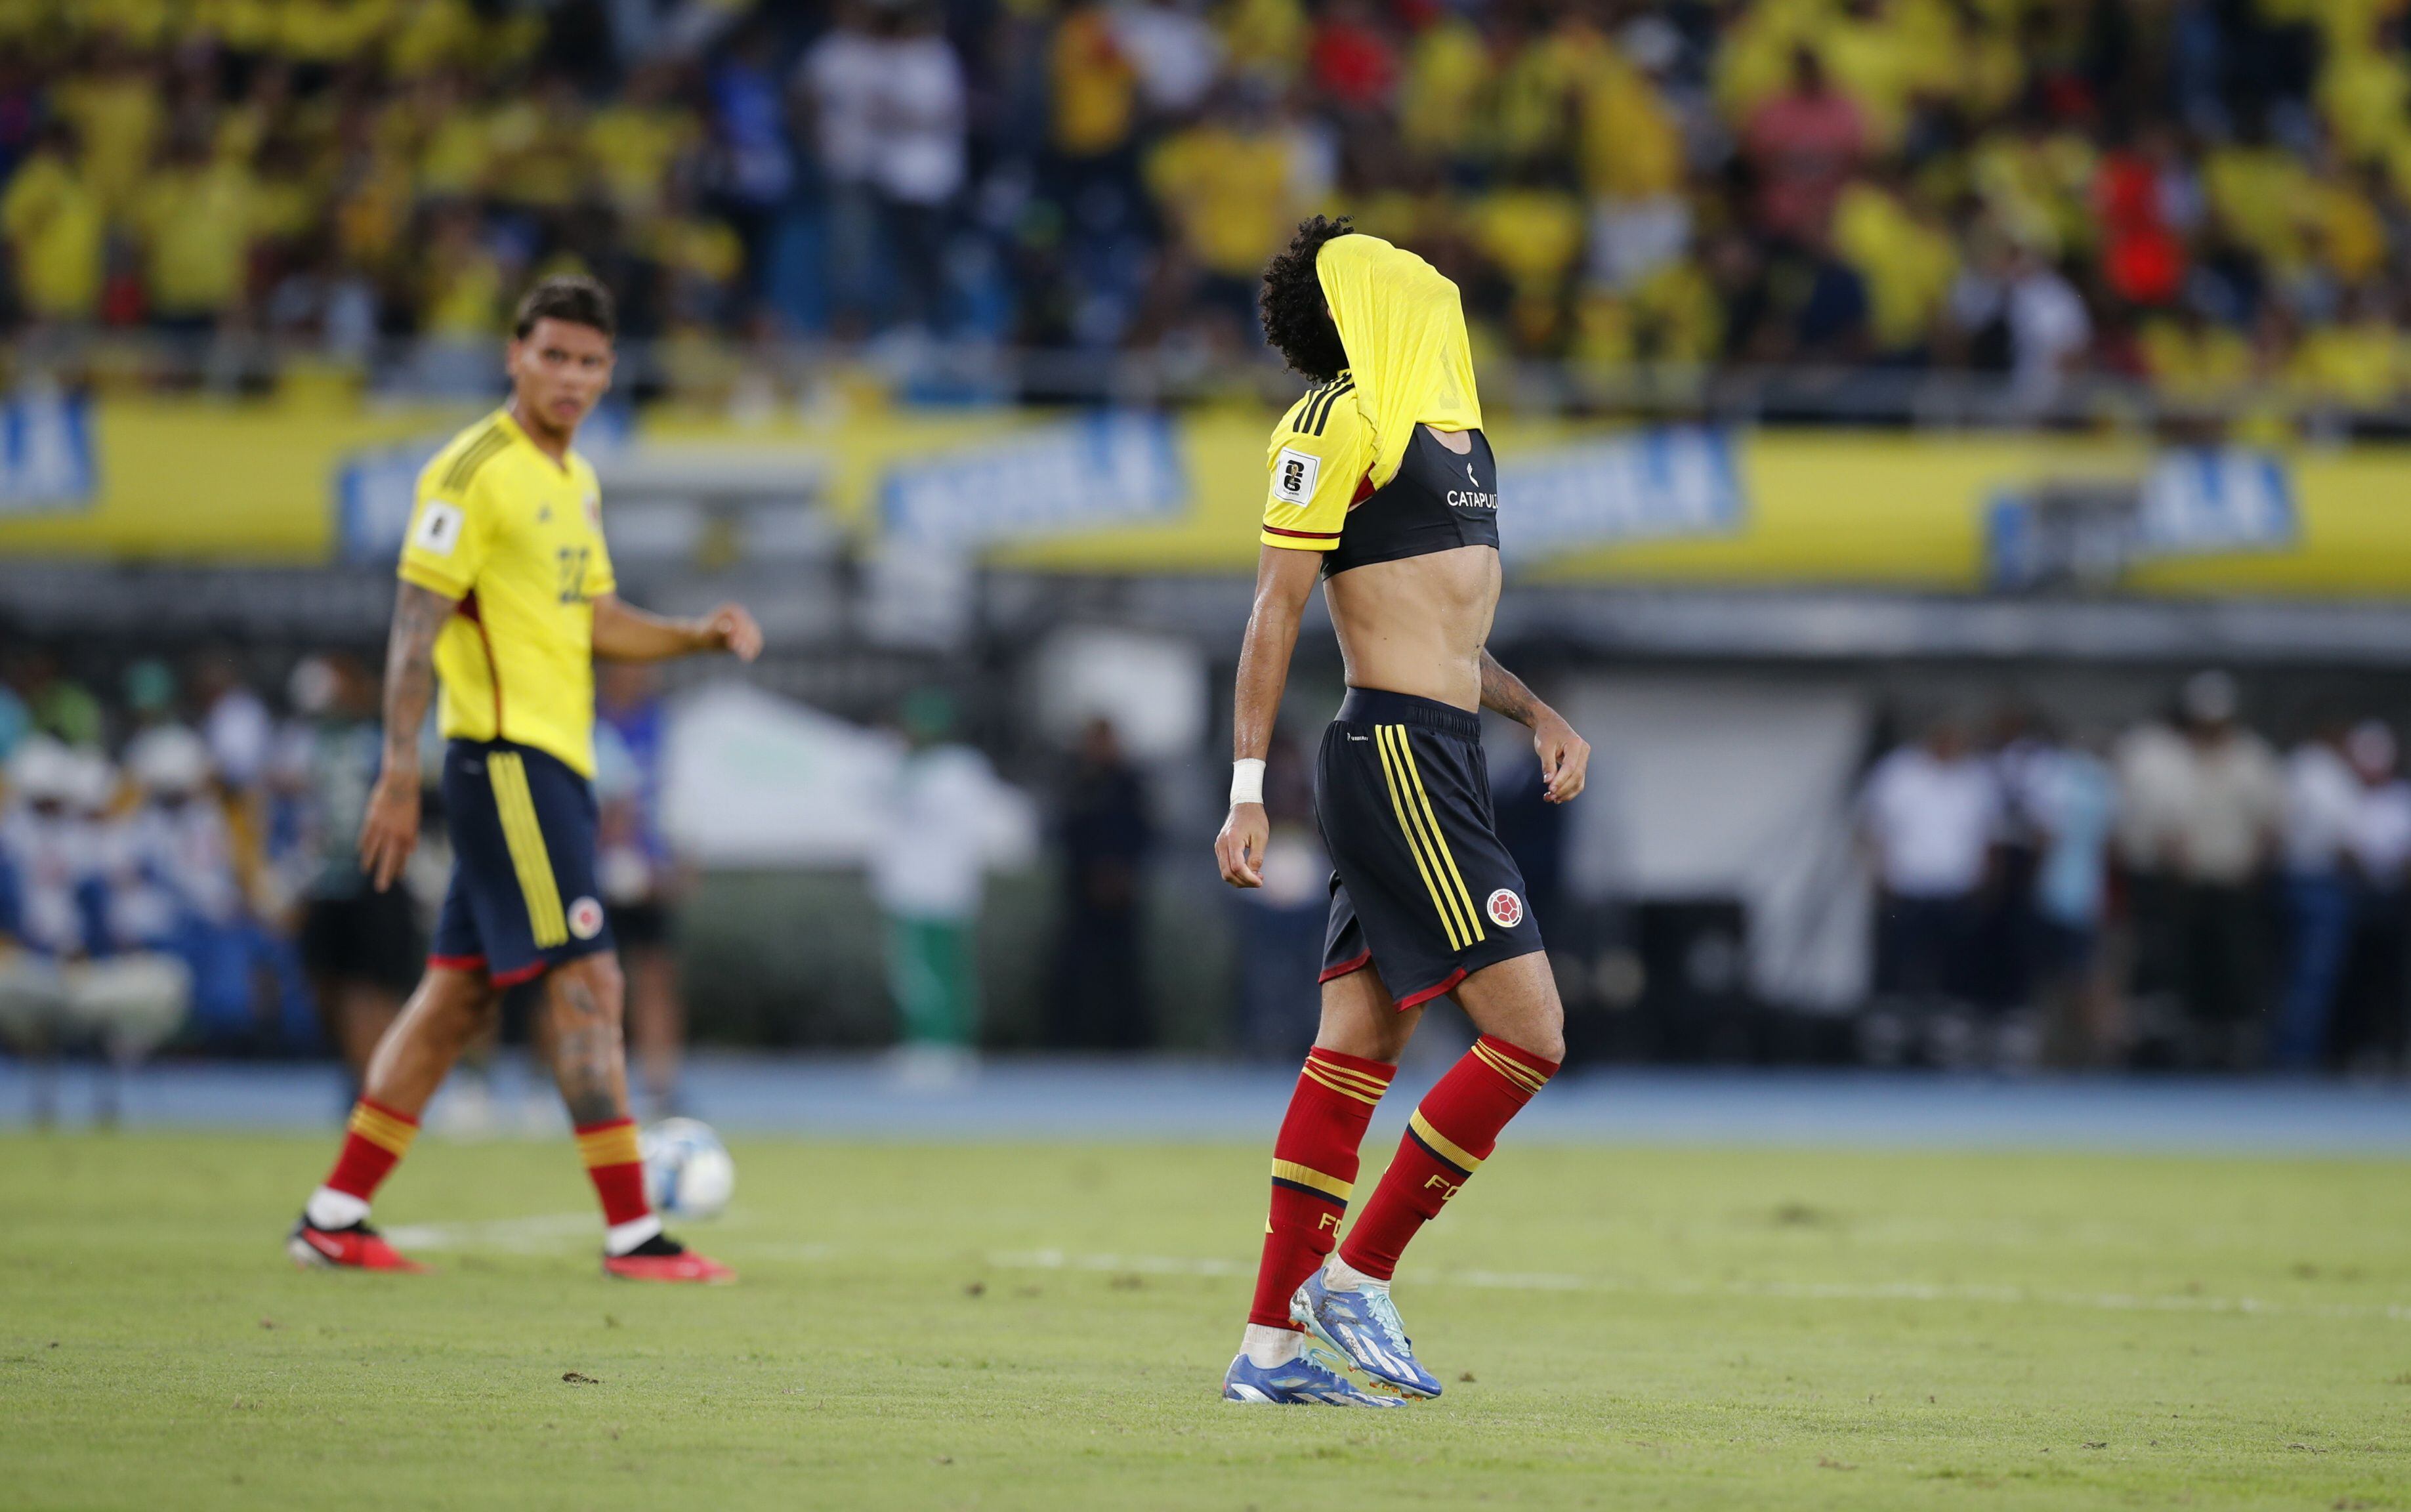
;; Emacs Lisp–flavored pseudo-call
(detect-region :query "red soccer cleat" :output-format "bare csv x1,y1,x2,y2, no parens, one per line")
287,1217,429,1273
602,1236,734,1284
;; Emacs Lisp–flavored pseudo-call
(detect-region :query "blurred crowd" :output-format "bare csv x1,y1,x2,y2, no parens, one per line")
1860,671,2411,1074
0,647,689,1117
6,1,2411,413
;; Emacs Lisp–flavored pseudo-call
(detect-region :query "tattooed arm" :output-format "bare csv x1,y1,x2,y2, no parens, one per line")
1479,649,1591,805
358,581,457,891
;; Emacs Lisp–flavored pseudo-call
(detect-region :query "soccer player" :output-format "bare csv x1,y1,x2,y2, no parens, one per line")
286,276,763,1281
1216,219,1589,1404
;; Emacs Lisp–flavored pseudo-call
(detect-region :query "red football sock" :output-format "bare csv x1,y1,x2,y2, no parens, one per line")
1339,1036,1557,1282
575,1118,652,1229
1247,1048,1395,1330
323,1098,419,1204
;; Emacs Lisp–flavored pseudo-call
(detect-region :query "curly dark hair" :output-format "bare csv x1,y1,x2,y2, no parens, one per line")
1258,214,1355,381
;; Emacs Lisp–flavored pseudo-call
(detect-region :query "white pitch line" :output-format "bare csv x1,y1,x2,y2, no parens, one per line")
362,1221,2411,1326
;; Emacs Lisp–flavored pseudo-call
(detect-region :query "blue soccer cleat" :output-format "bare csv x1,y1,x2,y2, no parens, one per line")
1291,1267,1444,1399
1221,1349,1404,1406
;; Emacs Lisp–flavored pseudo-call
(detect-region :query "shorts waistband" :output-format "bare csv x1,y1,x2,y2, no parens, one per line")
1335,687,1481,740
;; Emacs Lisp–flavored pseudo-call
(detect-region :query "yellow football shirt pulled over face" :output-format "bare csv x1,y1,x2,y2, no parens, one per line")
396,410,615,777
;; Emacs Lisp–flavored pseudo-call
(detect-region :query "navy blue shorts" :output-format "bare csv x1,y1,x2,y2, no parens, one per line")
430,739,614,988
1316,688,1544,1009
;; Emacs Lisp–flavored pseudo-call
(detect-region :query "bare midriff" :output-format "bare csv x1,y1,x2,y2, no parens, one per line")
1321,423,1498,711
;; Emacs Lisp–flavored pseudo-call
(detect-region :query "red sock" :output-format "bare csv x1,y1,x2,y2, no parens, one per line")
322,1098,418,1204
1247,1048,1396,1330
575,1118,652,1229
1339,1036,1557,1282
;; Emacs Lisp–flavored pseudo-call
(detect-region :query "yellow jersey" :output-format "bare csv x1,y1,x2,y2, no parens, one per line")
397,410,615,776
1261,373,1373,554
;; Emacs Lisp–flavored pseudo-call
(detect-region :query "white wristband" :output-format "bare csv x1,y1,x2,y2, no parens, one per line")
1230,758,1266,807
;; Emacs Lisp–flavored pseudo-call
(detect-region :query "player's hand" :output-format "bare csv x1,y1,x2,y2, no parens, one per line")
1533,711,1589,804
700,603,763,662
358,770,422,892
1215,802,1270,888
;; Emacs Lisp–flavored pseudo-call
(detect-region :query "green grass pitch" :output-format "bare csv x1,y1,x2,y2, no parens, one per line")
5,1131,2410,1509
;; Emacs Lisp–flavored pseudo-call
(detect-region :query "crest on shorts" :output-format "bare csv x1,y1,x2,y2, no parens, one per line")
1486,889,1524,928
567,896,606,940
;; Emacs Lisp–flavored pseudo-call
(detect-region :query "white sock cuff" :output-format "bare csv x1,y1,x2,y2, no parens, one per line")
305,1187,370,1230
1326,1254,1387,1294
1240,1323,1304,1368
604,1214,663,1256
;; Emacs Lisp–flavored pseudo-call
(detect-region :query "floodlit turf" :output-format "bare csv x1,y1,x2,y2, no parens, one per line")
5,1131,2410,1510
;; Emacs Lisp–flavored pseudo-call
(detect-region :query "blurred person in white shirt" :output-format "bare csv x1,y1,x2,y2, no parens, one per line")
797,0,967,332
190,648,273,795
873,690,1035,1083
2275,717,2362,1070
0,737,189,1120
108,724,304,1049
2118,672,2281,1064
1858,716,2001,1024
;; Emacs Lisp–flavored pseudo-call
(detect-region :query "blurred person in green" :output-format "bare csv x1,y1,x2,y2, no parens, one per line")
873,689,1032,1085
14,650,103,751
284,654,422,1081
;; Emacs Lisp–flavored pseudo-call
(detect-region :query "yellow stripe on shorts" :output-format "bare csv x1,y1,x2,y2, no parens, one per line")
1376,726,1482,948
1373,724,1463,951
1389,726,1484,944
488,752,569,948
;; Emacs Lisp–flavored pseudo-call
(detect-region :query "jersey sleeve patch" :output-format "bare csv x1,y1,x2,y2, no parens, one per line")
411,500,466,556
1271,446,1321,509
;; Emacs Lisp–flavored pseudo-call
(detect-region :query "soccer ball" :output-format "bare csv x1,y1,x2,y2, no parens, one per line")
640,1118,735,1221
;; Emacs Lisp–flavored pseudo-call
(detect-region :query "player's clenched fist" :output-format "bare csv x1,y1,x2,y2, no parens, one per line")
1215,801,1268,887
699,603,763,662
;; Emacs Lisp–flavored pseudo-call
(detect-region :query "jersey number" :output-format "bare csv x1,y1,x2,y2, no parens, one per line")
555,545,592,604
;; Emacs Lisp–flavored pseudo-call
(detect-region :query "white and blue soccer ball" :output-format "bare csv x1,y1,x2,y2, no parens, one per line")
640,1118,735,1221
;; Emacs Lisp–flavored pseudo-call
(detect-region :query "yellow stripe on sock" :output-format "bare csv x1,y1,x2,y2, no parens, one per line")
489,752,568,948
1409,1109,1484,1174
1472,1040,1550,1095
576,1122,642,1169
1271,1159,1353,1202
1301,1061,1383,1105
1307,1059,1393,1098
1374,726,1466,952
348,1103,417,1157
1391,726,1484,944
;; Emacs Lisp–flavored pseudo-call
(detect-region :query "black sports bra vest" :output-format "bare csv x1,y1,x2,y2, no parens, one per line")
1324,426,1501,579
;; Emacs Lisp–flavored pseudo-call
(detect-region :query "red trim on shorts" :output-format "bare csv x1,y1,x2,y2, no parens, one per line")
427,954,486,973
490,959,551,988
1318,950,1373,984
1397,968,1469,1011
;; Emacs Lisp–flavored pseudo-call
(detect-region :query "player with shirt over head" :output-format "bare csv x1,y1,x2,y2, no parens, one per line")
1217,218,1590,1405
286,276,763,1282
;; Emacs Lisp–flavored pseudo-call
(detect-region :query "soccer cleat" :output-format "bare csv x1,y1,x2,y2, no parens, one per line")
601,1233,734,1284
1221,1349,1404,1406
1291,1267,1443,1399
287,1216,429,1273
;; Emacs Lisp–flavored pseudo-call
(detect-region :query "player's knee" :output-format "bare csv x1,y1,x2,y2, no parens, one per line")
555,954,625,1020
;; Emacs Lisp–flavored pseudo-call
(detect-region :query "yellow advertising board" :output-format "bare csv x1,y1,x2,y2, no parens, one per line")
3,394,2410,598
